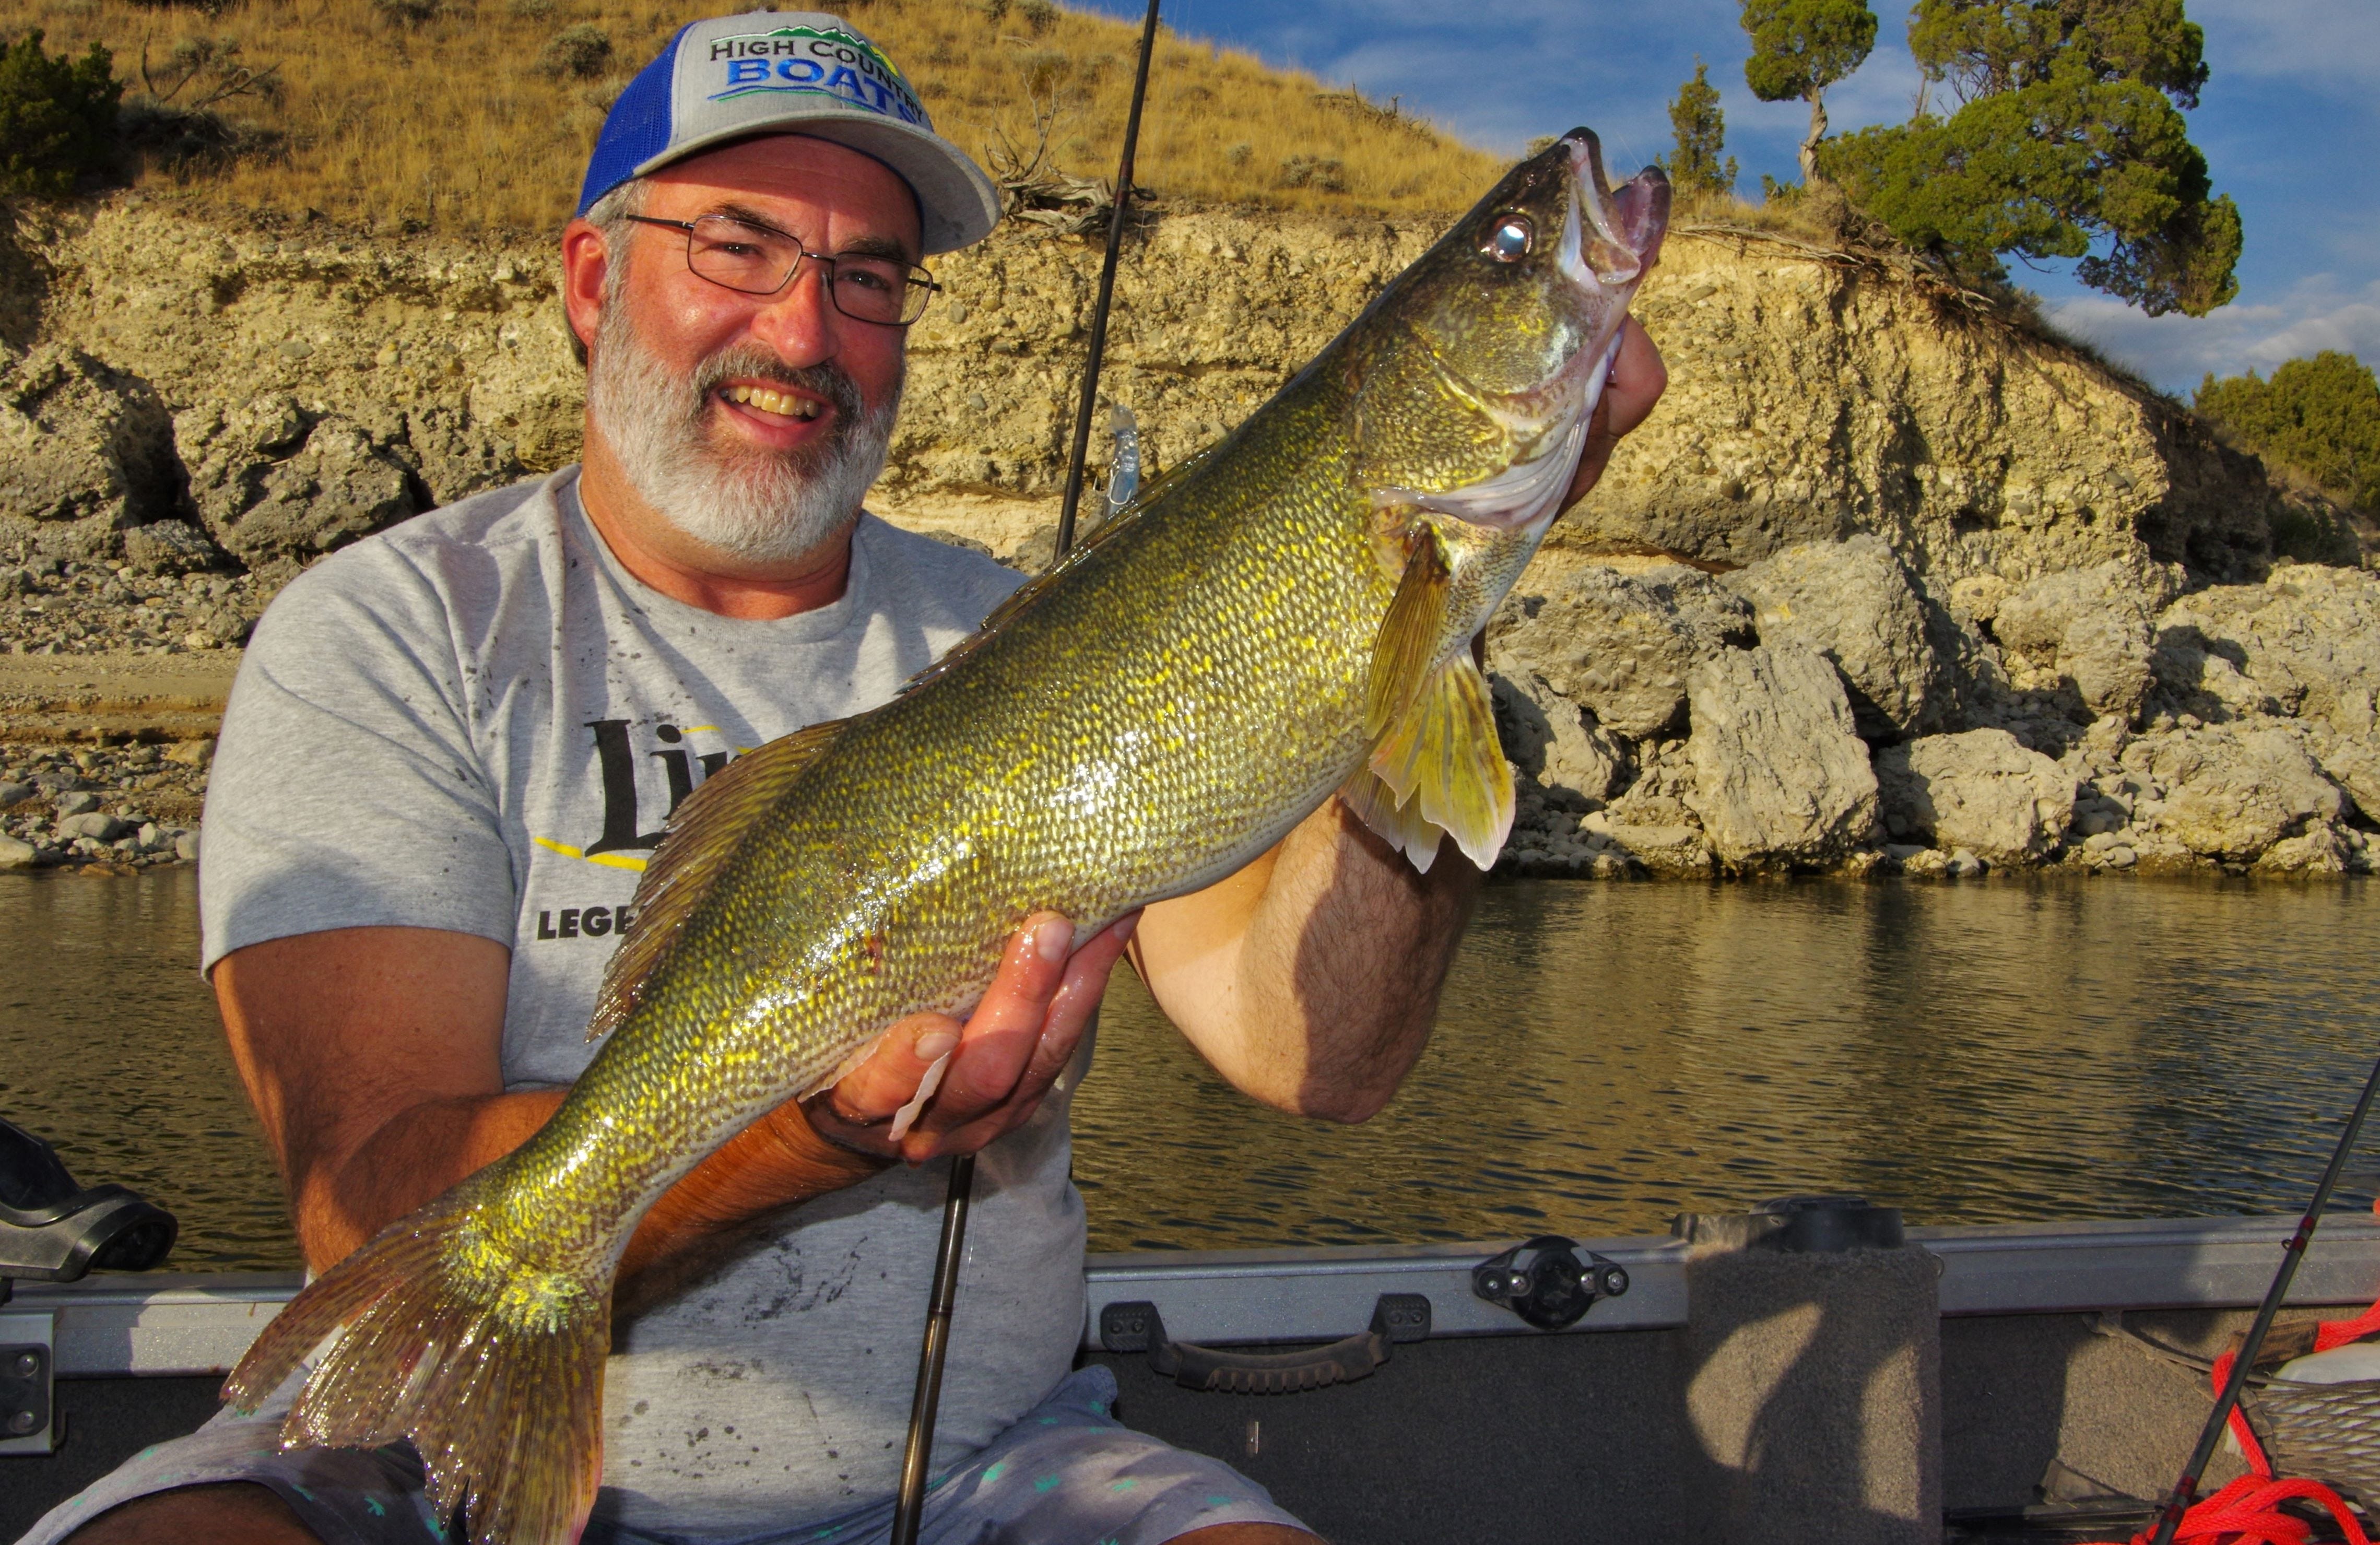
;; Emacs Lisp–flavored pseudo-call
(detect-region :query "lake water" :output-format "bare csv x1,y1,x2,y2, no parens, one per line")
3,869,2376,1271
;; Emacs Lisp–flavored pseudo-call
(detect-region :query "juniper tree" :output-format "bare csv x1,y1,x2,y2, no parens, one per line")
1820,0,2241,316
1739,0,1878,183
0,31,121,198
1662,59,1738,199
2198,353,2380,515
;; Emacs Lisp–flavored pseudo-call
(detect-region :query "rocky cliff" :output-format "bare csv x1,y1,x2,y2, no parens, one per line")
0,191,2373,878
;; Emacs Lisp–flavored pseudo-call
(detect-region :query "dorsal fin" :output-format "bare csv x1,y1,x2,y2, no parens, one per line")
586,718,848,1042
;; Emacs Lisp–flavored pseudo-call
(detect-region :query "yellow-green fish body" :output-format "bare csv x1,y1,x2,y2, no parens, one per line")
224,129,1670,1545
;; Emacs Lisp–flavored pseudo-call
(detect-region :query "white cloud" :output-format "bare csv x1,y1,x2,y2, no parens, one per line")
1810,37,1931,133
2191,0,2380,91
2045,273,2380,392
1316,34,1672,162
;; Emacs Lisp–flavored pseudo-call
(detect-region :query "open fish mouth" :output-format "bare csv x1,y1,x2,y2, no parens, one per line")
1563,127,1669,288
1472,128,1669,450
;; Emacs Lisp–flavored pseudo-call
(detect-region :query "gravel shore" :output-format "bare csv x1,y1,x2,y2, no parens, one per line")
0,553,240,869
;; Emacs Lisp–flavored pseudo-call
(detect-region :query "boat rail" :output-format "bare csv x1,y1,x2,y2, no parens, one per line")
9,1211,2380,1377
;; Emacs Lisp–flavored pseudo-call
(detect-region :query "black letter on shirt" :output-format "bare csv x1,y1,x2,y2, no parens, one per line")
584,720,669,855
652,748,695,816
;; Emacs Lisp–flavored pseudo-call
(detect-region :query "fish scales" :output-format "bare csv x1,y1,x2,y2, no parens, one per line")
498,396,1387,1262
222,128,1671,1545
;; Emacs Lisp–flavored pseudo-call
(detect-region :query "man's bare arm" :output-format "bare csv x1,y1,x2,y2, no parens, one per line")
217,917,1133,1280
1132,801,1479,1122
1130,317,1668,1122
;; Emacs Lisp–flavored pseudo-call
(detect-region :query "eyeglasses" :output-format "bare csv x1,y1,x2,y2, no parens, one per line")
622,213,940,327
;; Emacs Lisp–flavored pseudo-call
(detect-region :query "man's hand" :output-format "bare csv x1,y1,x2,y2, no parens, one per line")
219,916,1139,1298
618,909,1137,1298
1559,315,1667,515
806,911,1140,1163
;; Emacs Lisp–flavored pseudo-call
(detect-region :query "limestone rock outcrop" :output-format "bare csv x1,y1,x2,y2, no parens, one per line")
0,346,180,561
1681,644,1880,869
1490,548,2377,881
1992,563,2163,723
1559,240,2329,585
5,195,2348,578
176,397,419,569
1490,562,1753,741
2155,566,2380,738
2117,724,2346,868
121,518,225,575
1721,533,1940,741
1,193,2375,881
1876,728,2074,866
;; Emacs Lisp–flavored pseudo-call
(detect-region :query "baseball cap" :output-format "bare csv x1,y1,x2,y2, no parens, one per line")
576,10,1002,254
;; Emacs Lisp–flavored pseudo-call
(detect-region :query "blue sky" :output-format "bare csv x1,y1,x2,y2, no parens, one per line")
1070,0,2379,397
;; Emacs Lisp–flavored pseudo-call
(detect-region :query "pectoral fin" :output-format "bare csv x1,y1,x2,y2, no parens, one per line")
1340,766,1448,873
1364,522,1453,741
1365,654,1514,874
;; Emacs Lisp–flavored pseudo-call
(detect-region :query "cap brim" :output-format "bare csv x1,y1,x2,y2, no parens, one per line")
634,110,1002,255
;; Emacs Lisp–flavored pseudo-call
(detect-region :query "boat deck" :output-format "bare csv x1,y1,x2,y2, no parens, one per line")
8,1213,2378,1542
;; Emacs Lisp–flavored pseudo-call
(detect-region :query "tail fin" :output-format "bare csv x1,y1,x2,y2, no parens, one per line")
223,1185,610,1545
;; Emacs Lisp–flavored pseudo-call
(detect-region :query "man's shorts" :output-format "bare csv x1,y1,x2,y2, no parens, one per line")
19,1365,1305,1545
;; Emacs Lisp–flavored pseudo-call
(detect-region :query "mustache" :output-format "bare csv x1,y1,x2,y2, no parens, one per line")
689,348,868,436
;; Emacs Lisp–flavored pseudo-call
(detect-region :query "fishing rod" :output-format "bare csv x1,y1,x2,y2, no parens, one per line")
887,2,1162,1539
1053,0,1162,557
2144,1051,2380,1545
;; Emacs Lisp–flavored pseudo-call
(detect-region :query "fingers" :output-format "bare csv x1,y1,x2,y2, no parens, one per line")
817,1014,964,1134
1026,910,1140,1095
893,910,1139,1162
1561,316,1668,514
804,911,1142,1163
917,911,1074,1118
1601,315,1668,439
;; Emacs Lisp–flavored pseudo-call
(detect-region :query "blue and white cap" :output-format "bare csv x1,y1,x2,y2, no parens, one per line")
576,11,1001,254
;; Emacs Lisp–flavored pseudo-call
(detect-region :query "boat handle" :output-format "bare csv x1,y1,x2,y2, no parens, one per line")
1098,1293,1431,1394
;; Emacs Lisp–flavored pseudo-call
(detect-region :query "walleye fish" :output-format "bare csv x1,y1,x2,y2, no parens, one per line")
223,128,1669,1545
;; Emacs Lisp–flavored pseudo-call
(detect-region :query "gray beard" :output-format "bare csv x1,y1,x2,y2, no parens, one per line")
586,306,901,567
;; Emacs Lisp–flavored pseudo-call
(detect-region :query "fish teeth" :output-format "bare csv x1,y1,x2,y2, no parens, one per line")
724,384,821,420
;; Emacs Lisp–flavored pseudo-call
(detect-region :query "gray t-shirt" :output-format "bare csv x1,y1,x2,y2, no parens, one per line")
200,469,1090,1537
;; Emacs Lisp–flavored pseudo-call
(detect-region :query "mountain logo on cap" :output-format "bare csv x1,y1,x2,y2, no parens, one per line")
705,24,927,127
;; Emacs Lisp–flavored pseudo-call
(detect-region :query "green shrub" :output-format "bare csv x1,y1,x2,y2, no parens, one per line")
1820,0,2238,317
2197,352,2380,514
536,22,610,80
1662,58,1737,199
1277,154,1346,193
371,0,447,27
0,30,122,197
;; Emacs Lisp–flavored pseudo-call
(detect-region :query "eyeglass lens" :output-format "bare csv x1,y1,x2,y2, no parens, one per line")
684,214,929,324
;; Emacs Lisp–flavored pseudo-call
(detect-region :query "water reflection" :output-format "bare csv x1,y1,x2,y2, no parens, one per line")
1071,877,2380,1251
0,868,297,1270
3,872,2374,1270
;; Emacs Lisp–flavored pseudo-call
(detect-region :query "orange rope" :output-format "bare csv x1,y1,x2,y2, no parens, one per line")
2084,1199,2380,1544
2078,1474,2372,1545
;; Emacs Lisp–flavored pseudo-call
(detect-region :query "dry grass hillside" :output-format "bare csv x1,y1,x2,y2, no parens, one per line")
0,0,1505,234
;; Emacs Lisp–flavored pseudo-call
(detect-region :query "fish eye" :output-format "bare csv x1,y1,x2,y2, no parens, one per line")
1482,215,1534,263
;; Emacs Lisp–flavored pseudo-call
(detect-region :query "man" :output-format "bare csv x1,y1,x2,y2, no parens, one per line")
28,11,1665,1544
